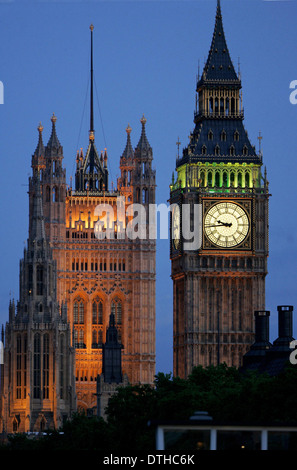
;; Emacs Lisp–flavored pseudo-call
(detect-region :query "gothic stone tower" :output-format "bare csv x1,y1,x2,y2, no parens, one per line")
170,1,269,378
1,168,75,434
40,26,156,413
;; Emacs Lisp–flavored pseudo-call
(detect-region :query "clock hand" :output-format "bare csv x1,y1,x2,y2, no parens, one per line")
217,220,232,227
205,222,233,228
205,224,227,228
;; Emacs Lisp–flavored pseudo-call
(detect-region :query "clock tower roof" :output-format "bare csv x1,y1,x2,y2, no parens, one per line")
179,119,260,165
197,0,240,88
176,0,262,168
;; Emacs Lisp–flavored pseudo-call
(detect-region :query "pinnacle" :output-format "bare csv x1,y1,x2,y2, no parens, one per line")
121,124,134,159
46,113,61,150
34,121,45,157
198,0,239,86
136,114,151,151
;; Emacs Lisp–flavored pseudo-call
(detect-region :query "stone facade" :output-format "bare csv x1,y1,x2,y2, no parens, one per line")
40,114,156,413
0,26,156,428
1,171,76,433
170,1,270,378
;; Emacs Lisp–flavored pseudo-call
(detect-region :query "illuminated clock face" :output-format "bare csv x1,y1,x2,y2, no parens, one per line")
172,204,180,249
204,202,250,248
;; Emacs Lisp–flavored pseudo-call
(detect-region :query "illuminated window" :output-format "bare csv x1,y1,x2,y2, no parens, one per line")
73,303,78,323
92,299,103,325
246,171,251,187
74,329,85,349
230,171,235,186
92,329,103,349
200,170,205,186
111,298,122,325
207,171,213,187
74,330,78,346
79,302,84,324
79,330,84,344
238,172,243,187
92,330,97,346
73,298,85,324
223,171,228,187
215,171,220,187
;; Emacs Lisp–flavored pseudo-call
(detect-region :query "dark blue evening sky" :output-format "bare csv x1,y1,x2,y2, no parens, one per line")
0,0,297,374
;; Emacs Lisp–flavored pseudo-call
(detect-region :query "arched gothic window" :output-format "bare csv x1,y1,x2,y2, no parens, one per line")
73,297,85,324
111,298,122,325
92,298,103,325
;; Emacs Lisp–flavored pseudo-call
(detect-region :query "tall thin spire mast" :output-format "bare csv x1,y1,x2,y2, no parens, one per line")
89,24,94,141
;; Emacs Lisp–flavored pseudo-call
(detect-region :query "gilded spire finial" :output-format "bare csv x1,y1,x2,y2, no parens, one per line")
51,112,57,124
258,131,263,153
38,122,43,133
90,24,94,31
140,114,147,126
126,124,132,135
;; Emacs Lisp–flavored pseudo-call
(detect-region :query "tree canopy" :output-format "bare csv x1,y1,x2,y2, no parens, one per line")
2,363,297,451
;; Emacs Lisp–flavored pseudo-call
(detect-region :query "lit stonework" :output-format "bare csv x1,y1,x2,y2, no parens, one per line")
1,171,76,433
43,113,156,413
36,25,156,413
0,24,156,427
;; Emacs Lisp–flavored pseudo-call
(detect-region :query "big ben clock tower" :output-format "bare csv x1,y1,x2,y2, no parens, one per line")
170,0,270,378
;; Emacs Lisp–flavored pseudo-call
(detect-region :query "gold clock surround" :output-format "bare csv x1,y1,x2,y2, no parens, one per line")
203,199,252,250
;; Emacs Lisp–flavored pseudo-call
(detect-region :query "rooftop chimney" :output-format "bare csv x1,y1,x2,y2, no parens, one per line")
242,311,272,368
270,305,294,352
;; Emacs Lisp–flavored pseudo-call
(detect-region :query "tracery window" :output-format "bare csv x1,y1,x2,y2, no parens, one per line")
111,298,122,325
92,298,103,325
73,297,85,324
